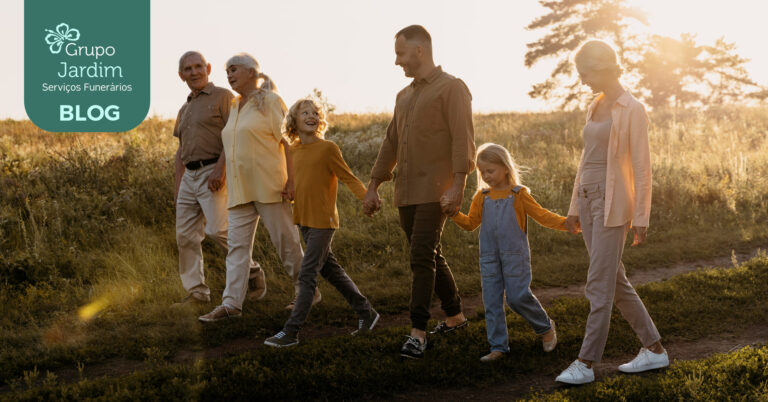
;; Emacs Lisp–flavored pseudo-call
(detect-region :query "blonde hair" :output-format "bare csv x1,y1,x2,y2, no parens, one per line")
574,40,622,77
283,98,328,145
475,143,525,191
225,52,277,110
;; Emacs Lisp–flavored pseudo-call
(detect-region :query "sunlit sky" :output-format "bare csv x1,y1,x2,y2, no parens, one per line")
2,0,766,120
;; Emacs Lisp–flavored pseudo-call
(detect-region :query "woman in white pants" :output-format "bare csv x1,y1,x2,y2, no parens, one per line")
199,53,318,322
555,40,668,385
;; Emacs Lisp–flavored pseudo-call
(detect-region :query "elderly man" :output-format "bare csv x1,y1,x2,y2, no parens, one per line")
173,51,264,305
364,25,475,359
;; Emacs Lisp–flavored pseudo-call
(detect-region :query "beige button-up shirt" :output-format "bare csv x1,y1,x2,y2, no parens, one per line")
568,91,652,228
370,66,476,207
221,90,288,208
173,82,233,165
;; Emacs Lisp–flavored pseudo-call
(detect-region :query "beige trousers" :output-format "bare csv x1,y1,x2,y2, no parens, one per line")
578,183,661,362
176,164,259,296
222,200,304,310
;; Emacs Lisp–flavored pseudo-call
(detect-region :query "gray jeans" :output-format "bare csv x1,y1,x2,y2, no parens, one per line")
283,226,372,335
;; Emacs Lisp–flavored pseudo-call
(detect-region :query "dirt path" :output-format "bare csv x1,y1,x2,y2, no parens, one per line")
391,325,768,401
31,246,767,391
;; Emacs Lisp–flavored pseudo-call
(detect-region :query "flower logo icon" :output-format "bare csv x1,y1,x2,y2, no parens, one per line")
44,23,80,54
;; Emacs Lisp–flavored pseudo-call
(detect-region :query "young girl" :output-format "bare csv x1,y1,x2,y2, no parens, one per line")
447,143,566,362
264,98,379,348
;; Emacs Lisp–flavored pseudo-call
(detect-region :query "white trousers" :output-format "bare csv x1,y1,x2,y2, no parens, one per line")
175,164,259,296
222,200,304,309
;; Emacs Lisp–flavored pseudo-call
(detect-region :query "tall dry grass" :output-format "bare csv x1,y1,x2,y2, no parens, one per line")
0,106,766,381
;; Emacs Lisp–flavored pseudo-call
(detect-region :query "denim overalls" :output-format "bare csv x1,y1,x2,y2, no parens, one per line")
479,186,552,353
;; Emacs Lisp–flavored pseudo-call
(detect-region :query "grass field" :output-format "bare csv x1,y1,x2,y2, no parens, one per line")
0,106,767,398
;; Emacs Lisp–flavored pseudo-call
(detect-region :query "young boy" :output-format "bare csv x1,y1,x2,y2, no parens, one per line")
264,98,379,347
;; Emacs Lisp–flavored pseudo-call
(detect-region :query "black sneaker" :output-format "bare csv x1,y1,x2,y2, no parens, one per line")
400,336,427,359
429,319,468,335
264,331,299,348
351,308,380,336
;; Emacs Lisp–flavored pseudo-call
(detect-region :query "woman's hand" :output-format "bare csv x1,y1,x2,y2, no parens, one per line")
565,215,580,234
631,226,647,246
282,180,295,201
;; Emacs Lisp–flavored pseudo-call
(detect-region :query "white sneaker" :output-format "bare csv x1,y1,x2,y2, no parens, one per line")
555,360,595,384
618,348,669,373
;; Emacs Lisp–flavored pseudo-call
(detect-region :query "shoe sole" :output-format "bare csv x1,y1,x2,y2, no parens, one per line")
198,314,241,323
400,352,423,359
246,289,267,301
430,320,468,335
555,377,595,385
264,340,298,348
618,361,669,373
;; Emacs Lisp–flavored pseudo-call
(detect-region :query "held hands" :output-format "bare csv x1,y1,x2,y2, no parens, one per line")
207,169,226,193
440,187,462,217
281,180,295,201
631,226,647,246
362,189,383,217
565,215,581,234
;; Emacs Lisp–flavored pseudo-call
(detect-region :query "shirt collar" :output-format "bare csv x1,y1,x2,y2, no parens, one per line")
187,82,215,102
411,66,443,87
587,90,631,119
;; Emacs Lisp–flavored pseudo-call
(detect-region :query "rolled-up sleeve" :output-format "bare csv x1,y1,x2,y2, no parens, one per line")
629,103,652,227
446,79,475,175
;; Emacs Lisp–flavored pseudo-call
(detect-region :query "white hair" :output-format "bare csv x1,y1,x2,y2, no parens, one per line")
226,52,260,74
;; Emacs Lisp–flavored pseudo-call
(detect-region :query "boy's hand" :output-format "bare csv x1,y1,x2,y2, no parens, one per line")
565,215,580,234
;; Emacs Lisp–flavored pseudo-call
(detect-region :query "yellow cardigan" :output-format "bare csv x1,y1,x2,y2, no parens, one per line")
568,91,652,228
451,187,567,233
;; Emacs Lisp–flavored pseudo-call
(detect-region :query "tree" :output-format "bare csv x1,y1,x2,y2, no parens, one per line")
634,35,759,108
633,34,705,108
526,0,760,109
525,0,647,108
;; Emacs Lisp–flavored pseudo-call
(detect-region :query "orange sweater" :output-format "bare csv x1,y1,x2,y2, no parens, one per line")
291,139,366,229
452,187,567,233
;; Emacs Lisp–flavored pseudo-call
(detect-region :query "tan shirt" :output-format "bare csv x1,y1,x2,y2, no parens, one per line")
568,91,652,227
221,90,288,208
173,82,233,165
452,187,566,233
370,66,476,206
291,139,367,229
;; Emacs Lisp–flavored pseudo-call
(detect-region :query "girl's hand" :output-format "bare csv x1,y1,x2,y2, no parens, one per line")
631,226,647,246
565,215,580,234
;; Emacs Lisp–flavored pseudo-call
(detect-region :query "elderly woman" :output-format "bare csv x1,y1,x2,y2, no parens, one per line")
199,53,318,322
555,41,668,384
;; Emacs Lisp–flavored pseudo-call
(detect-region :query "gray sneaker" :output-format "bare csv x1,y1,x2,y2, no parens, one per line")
351,308,380,336
247,269,267,301
264,331,299,348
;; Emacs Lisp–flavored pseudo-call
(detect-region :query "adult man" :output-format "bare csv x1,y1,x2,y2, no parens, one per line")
173,51,264,305
364,25,475,358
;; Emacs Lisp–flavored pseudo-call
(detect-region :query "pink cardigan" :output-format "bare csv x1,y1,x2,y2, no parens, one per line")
568,91,652,228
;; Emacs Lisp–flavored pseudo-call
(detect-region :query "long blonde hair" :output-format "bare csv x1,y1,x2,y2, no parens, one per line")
475,143,525,191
